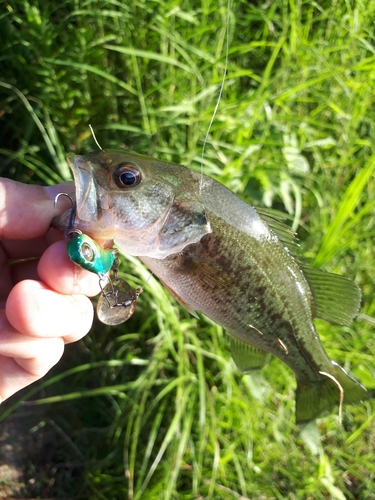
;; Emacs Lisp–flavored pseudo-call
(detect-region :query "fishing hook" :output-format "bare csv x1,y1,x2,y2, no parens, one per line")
54,192,82,239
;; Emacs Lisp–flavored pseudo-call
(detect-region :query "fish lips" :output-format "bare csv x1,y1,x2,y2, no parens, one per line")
67,153,102,222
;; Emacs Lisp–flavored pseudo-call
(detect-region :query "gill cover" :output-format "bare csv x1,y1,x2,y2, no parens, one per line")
67,150,212,258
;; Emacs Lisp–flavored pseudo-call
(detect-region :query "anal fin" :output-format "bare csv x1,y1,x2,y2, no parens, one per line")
230,335,271,372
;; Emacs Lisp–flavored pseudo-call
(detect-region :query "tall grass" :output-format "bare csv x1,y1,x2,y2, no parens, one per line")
1,0,375,498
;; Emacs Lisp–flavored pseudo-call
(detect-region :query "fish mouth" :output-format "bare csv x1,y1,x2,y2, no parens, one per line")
67,153,101,221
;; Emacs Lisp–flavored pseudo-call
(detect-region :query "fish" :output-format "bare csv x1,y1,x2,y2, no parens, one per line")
53,149,368,424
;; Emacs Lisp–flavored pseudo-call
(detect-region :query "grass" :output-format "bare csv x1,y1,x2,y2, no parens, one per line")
1,0,375,498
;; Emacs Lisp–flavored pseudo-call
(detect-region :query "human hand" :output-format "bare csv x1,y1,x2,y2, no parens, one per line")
0,178,101,402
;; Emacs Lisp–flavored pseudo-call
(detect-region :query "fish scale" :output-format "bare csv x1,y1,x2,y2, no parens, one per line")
53,148,368,424
142,216,322,382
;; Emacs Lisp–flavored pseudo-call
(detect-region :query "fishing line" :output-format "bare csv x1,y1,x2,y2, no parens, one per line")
199,0,231,193
89,124,103,150
319,371,344,425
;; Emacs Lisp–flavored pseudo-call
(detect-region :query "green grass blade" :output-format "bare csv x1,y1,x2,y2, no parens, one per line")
314,153,375,267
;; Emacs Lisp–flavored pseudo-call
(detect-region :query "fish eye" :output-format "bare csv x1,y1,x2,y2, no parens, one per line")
114,162,142,188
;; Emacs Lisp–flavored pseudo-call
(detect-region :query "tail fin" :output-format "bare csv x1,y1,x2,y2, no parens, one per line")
295,361,368,425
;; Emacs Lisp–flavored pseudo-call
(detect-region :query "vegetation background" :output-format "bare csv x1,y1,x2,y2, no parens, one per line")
1,0,374,498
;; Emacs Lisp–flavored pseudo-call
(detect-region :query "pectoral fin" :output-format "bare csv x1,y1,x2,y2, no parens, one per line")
229,335,271,372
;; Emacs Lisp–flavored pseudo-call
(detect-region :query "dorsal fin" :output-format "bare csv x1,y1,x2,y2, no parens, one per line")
300,264,361,326
256,207,300,254
256,207,361,326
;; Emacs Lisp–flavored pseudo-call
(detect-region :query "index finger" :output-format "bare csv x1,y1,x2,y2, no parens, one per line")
0,178,74,240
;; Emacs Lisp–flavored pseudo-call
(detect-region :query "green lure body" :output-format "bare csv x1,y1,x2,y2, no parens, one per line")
67,234,115,275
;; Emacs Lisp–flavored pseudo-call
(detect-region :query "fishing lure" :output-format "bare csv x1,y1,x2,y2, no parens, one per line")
67,233,115,275
97,276,142,326
66,231,142,325
54,193,141,325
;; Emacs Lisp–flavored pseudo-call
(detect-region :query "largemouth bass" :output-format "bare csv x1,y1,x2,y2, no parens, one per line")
54,149,368,424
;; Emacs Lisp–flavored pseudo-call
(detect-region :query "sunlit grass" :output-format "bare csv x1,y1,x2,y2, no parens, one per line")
1,0,375,498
